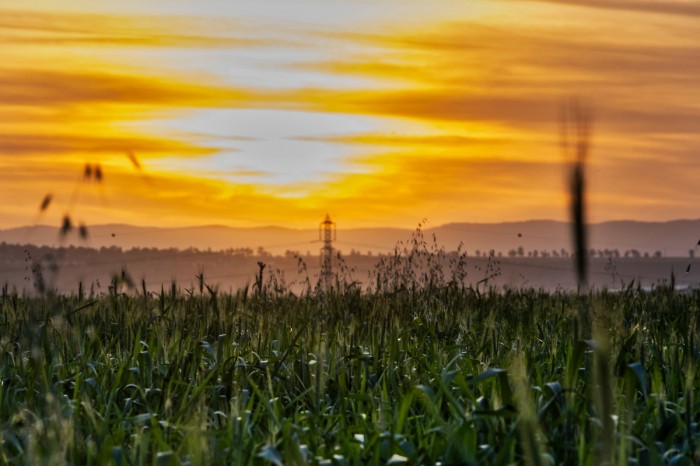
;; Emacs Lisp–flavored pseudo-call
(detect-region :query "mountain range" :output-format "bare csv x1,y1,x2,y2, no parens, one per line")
1,219,698,258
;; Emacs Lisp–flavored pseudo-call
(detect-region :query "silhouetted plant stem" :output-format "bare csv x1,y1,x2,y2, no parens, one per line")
561,98,593,337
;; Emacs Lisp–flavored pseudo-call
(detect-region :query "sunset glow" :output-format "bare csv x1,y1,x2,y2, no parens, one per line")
2,0,699,229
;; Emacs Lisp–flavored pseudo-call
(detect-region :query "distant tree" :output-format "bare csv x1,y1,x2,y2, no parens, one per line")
517,246,525,257
508,249,517,257
653,251,662,258
690,249,695,259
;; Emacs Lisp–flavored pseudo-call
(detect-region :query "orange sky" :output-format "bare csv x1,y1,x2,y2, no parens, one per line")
1,0,699,229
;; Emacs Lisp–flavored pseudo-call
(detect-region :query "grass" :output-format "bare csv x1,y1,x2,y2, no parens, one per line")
1,279,699,465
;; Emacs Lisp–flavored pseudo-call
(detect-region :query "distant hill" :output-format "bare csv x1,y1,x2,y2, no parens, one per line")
0,219,698,257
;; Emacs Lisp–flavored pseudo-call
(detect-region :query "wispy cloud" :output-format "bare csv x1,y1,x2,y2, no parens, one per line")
0,8,263,48
0,133,215,157
297,132,511,147
293,21,700,133
0,68,250,108
509,0,700,18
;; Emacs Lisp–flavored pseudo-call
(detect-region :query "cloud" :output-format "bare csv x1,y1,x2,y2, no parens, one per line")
0,8,264,48
277,13,700,224
289,19,700,136
320,21,700,90
0,141,568,229
510,0,700,18
0,68,250,108
282,87,700,136
296,132,511,147
0,133,216,157
308,152,567,224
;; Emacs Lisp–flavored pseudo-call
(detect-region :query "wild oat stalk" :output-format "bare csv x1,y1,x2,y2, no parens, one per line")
560,99,592,291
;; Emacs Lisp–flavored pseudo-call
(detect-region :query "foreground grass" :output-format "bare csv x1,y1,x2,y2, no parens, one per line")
0,284,699,465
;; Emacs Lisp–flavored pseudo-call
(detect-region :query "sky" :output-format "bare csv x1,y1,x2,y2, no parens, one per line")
1,0,699,229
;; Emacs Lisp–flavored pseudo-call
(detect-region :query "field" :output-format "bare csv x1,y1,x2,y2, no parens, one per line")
1,274,699,465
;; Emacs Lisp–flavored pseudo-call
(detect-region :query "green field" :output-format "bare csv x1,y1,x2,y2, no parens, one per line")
1,278,699,465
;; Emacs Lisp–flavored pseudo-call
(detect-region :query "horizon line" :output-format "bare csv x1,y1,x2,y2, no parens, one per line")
2,217,700,233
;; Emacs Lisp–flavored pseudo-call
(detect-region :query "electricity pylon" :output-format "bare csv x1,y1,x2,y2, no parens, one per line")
319,214,336,286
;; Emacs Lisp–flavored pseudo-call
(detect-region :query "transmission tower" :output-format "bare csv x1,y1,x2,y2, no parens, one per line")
319,214,336,286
